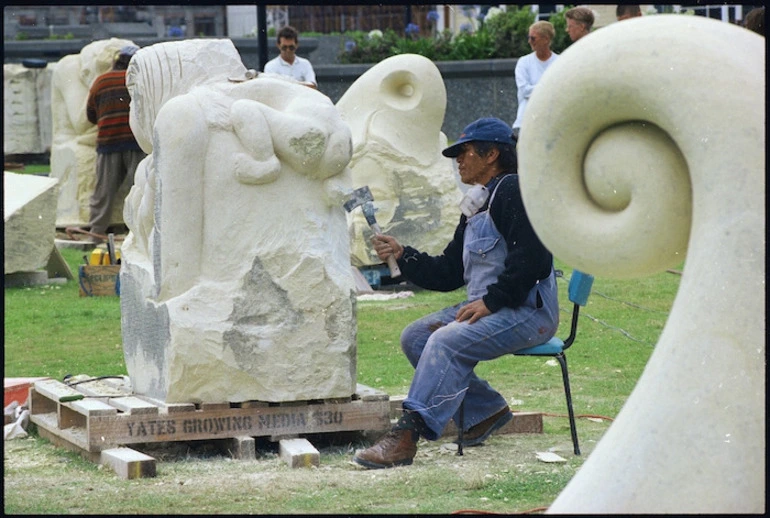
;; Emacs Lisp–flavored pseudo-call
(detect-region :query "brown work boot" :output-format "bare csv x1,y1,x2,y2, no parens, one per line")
353,429,418,469
458,406,513,447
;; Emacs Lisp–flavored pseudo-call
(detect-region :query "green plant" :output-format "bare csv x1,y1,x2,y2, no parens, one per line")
15,31,28,40
548,8,571,55
338,6,550,64
484,5,536,59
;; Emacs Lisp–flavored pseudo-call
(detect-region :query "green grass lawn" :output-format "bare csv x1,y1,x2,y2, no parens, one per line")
4,250,682,514
5,250,679,420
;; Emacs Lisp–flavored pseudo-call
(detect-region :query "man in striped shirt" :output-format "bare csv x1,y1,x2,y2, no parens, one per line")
68,45,145,243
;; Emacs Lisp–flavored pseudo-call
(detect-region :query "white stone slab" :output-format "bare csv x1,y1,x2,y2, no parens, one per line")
3,172,59,274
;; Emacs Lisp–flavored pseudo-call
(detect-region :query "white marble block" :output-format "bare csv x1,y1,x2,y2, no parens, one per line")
336,54,462,268
49,38,136,227
3,64,52,155
4,172,59,274
120,39,356,404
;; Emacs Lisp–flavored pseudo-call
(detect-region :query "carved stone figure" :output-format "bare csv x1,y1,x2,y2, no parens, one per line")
3,63,52,155
49,38,135,227
336,54,462,269
518,15,765,513
121,39,356,403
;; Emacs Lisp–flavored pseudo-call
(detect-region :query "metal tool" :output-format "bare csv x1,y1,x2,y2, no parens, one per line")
343,186,401,278
107,233,117,265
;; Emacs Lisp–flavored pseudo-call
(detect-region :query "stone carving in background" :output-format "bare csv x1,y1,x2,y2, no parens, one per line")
49,37,135,228
518,15,765,513
3,63,53,155
336,54,462,270
3,172,59,275
121,39,356,404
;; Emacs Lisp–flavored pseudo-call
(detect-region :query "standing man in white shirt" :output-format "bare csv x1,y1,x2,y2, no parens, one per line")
263,25,317,89
512,21,558,140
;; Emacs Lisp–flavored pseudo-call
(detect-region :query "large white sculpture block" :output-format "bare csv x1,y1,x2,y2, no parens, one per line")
3,64,53,155
120,39,356,403
518,16,765,513
336,54,462,268
49,38,135,227
4,172,59,274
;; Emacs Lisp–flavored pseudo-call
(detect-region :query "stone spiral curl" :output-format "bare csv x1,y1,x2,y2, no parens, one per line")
518,16,765,513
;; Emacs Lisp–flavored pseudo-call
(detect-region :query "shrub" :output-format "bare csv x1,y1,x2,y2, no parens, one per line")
548,9,571,55
484,5,536,58
338,5,556,64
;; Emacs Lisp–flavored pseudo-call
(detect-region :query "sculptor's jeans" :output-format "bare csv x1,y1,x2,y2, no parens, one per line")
400,272,559,440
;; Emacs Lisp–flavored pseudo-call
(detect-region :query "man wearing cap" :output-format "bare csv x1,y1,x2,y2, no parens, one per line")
353,117,559,469
67,45,145,243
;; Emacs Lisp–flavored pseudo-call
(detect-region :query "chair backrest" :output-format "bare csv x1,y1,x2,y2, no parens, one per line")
568,270,594,306
563,270,594,349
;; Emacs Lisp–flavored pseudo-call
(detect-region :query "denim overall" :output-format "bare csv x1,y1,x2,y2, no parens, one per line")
401,177,560,440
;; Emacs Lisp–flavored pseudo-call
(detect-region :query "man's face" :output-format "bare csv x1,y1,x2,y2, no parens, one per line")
566,18,588,42
527,30,550,52
277,37,298,63
455,143,492,185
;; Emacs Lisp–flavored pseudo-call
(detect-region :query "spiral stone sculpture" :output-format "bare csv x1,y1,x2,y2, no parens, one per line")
518,15,764,513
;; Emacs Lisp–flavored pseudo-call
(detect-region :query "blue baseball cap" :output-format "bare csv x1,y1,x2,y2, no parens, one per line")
442,117,516,158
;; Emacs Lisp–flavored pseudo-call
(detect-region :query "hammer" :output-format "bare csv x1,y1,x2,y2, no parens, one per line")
343,186,402,279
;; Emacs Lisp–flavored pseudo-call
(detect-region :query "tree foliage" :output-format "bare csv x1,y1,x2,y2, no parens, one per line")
338,6,575,64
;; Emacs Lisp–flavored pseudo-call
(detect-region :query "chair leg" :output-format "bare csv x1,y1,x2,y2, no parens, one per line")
457,402,464,456
556,353,580,456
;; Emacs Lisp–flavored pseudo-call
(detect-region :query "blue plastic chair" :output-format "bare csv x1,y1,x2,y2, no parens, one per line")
457,270,594,456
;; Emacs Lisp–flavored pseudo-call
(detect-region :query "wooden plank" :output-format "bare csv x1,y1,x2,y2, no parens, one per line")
100,448,157,479
33,379,84,403
227,436,256,460
389,395,406,418
69,399,119,417
279,438,320,468
34,418,102,464
440,411,543,438
199,402,231,411
355,384,389,401
30,412,90,451
134,395,197,414
85,398,391,448
67,378,133,398
239,400,270,409
108,396,159,415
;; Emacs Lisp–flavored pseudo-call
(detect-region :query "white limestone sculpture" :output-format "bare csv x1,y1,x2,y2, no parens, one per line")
336,54,462,269
3,63,53,155
121,39,356,404
49,38,135,228
4,172,59,274
517,16,765,514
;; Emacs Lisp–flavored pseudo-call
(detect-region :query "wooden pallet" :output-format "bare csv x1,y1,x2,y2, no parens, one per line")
29,376,391,478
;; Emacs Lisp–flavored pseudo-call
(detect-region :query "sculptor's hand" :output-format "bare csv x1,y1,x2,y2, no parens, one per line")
371,234,403,262
456,299,491,324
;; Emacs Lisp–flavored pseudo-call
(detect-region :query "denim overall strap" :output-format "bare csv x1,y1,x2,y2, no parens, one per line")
462,176,509,301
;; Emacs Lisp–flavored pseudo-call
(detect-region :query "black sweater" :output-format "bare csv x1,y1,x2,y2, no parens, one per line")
397,173,553,312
